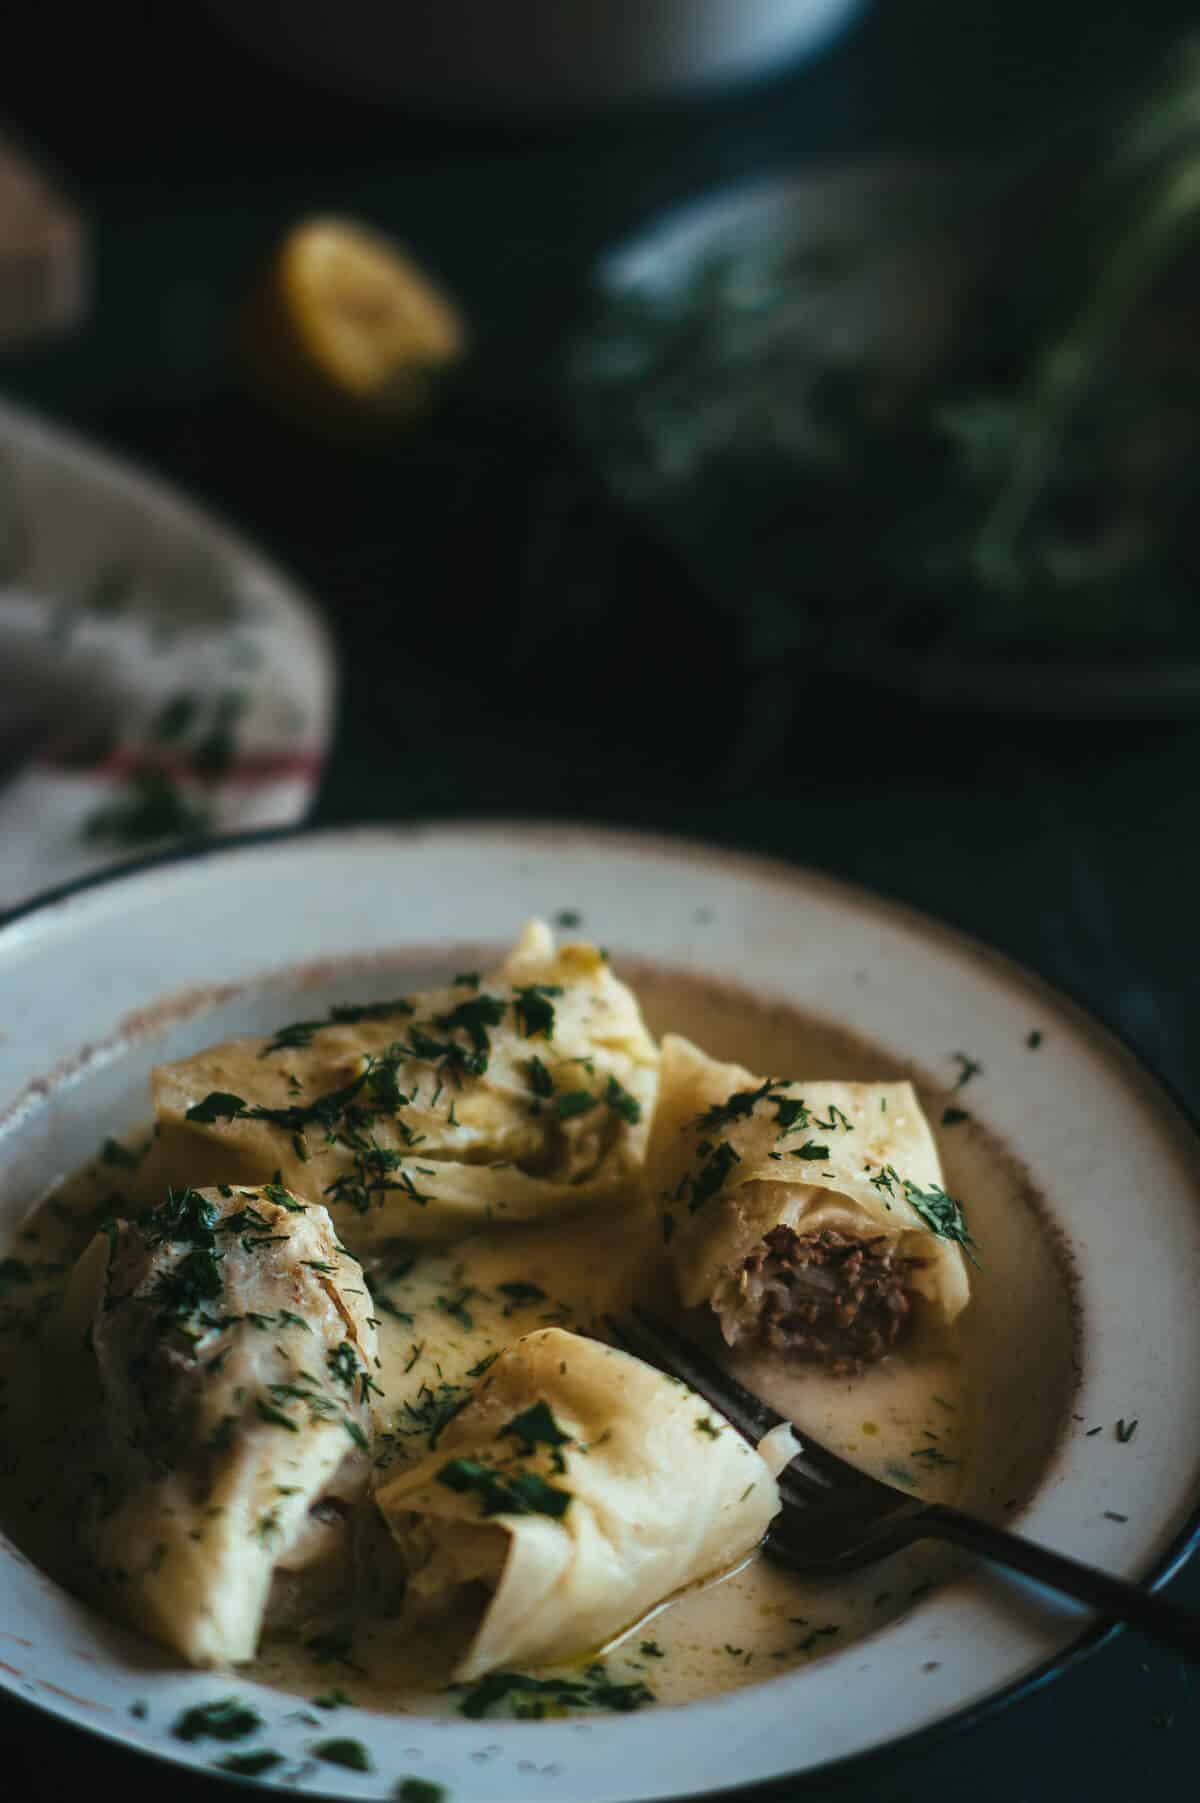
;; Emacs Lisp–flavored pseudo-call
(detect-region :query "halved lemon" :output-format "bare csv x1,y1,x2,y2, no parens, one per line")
244,216,467,430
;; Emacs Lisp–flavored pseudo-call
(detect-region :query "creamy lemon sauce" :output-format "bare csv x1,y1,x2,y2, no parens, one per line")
0,968,1073,1719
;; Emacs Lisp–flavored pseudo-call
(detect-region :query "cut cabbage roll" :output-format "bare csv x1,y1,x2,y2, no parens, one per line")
375,1326,779,1679
646,1036,972,1374
151,922,657,1250
83,1183,378,1666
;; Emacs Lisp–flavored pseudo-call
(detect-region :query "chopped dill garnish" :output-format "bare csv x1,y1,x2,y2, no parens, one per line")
437,1457,571,1518
455,1663,652,1720
512,984,563,1040
687,1142,741,1213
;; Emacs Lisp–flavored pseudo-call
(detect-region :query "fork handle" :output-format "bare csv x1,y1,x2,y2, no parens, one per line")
923,1504,1200,1661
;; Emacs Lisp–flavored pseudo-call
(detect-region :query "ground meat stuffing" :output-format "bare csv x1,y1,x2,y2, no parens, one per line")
718,1226,923,1375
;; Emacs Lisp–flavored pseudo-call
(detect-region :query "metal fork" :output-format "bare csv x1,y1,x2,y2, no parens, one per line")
605,1309,1200,1662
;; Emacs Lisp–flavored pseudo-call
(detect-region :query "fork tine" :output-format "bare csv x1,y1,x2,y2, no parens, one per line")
607,1309,892,1508
603,1313,828,1506
607,1310,774,1443
603,1311,847,1510
604,1313,944,1579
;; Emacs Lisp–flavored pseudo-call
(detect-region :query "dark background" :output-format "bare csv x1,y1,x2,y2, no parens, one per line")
2,0,1198,1796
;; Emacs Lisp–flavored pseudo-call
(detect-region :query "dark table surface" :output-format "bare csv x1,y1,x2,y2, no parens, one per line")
2,1,1198,1797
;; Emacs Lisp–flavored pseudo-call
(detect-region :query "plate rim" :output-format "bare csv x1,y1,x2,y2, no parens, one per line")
0,816,1198,1802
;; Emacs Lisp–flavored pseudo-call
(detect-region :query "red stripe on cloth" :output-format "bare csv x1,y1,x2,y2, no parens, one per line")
39,747,325,786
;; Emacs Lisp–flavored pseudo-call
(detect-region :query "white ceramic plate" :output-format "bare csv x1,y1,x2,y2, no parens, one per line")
0,822,1197,1801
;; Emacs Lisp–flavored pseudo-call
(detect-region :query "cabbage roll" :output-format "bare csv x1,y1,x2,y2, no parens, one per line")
150,922,657,1251
83,1183,378,1666
646,1036,972,1373
375,1326,779,1679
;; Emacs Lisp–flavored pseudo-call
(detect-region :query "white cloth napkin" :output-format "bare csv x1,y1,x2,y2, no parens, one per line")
0,577,333,914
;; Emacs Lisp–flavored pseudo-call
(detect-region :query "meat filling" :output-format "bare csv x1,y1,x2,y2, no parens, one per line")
717,1226,922,1375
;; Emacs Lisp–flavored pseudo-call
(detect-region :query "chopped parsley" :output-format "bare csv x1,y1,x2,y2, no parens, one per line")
342,1416,369,1452
437,1457,571,1518
330,999,415,1025
498,1281,547,1308
772,1095,811,1133
185,1091,247,1124
172,1698,262,1743
146,1189,219,1247
555,1090,596,1121
256,1399,300,1433
453,971,481,989
324,1140,413,1218
218,1751,283,1778
261,1182,305,1212
82,770,211,847
695,1417,721,1438
456,1663,653,1720
640,1641,664,1659
1116,1417,1139,1443
312,1737,371,1772
555,910,582,929
794,1140,830,1161
435,1288,476,1331
500,1400,572,1465
512,984,563,1040
395,1379,473,1448
432,992,507,1055
154,1245,224,1317
312,1689,350,1710
696,1079,782,1132
398,1782,447,1803
941,1106,970,1126
687,1141,741,1213
900,1180,977,1260
259,1019,324,1057
810,1105,854,1132
372,1294,413,1323
527,1055,555,1099
951,1053,982,1091
326,1341,363,1390
1026,1030,1043,1049
604,1075,642,1124
404,1027,486,1083
243,1064,375,1134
